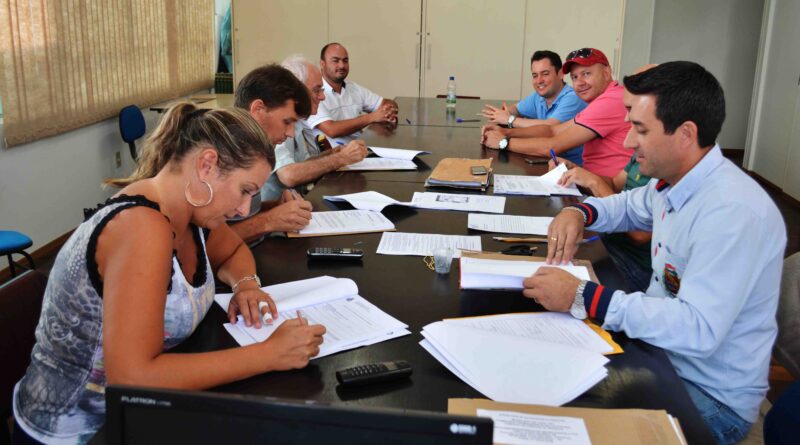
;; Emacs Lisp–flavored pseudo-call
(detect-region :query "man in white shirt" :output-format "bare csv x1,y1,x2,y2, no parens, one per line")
307,42,399,143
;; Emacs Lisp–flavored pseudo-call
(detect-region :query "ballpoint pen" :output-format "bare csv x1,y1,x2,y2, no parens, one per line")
405,118,412,124
288,188,301,200
456,118,480,123
493,235,600,244
549,148,559,165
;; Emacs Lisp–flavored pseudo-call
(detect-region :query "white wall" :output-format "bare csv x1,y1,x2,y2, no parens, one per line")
0,110,161,252
618,0,654,78
649,0,764,149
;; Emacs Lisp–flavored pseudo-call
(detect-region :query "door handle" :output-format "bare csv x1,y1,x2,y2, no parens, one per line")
426,43,431,70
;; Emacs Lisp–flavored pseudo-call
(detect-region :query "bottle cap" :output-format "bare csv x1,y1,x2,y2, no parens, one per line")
449,76,454,80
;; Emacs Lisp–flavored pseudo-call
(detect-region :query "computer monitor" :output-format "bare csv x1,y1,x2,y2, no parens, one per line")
105,385,493,444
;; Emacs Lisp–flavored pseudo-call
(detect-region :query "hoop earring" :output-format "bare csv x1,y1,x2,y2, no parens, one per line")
185,180,214,207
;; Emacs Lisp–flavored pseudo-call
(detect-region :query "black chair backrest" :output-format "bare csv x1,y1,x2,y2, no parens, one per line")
0,270,47,443
119,105,146,162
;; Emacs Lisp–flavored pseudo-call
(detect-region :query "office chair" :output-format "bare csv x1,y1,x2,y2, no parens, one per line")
0,231,35,278
118,105,146,162
0,270,47,445
763,252,800,444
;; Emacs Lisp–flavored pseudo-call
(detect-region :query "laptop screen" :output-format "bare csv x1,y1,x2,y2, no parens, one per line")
105,385,492,444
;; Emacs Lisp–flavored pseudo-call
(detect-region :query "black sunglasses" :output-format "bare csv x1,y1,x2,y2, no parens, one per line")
566,48,593,60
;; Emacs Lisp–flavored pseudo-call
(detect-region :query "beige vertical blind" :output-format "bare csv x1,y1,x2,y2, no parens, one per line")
0,0,214,147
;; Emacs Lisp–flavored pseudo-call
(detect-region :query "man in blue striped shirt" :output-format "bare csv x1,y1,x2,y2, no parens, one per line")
524,61,786,445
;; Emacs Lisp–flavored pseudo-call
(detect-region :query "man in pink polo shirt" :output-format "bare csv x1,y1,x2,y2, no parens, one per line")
482,48,633,177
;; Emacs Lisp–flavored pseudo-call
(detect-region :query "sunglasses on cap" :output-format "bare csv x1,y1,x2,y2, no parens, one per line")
566,48,593,60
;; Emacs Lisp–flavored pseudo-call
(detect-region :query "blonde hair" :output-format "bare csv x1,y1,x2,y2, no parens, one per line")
106,102,273,187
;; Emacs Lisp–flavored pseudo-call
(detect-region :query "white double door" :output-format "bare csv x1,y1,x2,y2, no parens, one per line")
233,0,624,101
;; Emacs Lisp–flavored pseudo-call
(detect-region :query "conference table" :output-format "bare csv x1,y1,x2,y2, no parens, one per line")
170,98,715,444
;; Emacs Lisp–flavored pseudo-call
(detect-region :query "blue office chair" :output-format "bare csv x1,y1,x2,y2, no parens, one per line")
0,231,35,278
119,105,146,162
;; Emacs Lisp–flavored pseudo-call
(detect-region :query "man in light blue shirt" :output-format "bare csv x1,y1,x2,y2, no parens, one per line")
482,50,587,165
524,62,785,445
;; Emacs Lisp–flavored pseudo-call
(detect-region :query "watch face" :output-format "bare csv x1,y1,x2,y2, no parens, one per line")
570,304,587,320
499,138,508,150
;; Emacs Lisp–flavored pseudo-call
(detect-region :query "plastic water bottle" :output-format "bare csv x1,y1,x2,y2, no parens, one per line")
446,76,456,108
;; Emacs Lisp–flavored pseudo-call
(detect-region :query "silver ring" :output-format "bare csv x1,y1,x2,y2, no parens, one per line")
550,237,558,242
258,301,269,312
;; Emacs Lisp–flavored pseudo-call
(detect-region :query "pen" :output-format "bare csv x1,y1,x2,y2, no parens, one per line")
492,235,600,244
296,310,307,325
288,188,300,200
456,118,480,123
405,118,412,124
549,148,558,165
493,236,549,243
525,157,548,165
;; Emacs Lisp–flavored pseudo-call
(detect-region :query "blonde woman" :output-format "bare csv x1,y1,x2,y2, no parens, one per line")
13,103,326,444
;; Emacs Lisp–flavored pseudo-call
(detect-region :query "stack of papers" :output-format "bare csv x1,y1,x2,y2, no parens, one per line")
460,255,591,289
215,276,410,358
467,213,553,235
494,163,582,196
377,232,481,257
449,398,687,445
420,314,610,405
338,146,429,171
325,191,505,214
287,210,395,237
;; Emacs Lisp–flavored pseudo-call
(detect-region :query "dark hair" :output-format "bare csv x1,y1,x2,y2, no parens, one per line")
234,64,311,118
531,50,562,72
623,61,725,148
320,42,343,61
106,103,272,187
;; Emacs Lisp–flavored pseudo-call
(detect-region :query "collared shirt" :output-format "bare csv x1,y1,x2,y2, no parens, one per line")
573,81,634,177
516,83,587,165
259,120,318,202
307,78,383,144
575,145,786,422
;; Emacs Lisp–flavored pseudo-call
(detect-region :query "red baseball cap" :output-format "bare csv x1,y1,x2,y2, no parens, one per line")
562,48,610,75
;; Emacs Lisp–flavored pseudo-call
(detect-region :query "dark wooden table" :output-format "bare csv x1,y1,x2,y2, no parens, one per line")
327,124,548,184
395,96,505,128
173,174,713,444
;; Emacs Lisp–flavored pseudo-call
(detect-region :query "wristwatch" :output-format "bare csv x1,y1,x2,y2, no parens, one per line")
498,137,509,151
507,115,516,128
570,280,588,320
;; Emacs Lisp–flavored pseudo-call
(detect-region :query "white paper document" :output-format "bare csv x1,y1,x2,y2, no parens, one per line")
410,192,505,213
460,256,591,289
468,214,553,235
297,210,395,235
420,321,609,406
494,164,581,196
369,146,430,160
324,191,408,212
324,191,505,214
215,276,409,358
444,312,614,355
377,232,481,257
339,157,418,171
476,409,591,445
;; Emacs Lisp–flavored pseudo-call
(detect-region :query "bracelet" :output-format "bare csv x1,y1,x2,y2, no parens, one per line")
232,274,261,293
562,206,588,225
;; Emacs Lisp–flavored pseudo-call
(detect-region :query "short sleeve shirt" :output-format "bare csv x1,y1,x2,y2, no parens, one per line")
574,81,634,177
307,78,383,144
516,84,587,166
259,120,318,202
